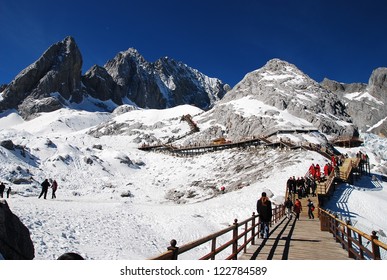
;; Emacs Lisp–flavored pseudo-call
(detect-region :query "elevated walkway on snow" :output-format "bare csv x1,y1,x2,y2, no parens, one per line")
149,150,387,260
239,197,351,260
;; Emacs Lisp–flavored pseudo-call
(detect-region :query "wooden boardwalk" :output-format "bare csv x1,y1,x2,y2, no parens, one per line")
239,196,351,260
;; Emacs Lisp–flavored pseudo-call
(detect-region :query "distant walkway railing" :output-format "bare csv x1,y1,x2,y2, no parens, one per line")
149,204,285,260
319,208,387,260
331,136,364,148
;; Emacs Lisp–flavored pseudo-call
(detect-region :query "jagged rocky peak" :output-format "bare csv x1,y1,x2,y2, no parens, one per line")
0,36,83,119
104,48,150,85
101,48,229,110
1,37,229,117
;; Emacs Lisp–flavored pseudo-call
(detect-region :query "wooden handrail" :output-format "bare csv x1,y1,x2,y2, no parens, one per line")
149,204,285,260
319,208,387,259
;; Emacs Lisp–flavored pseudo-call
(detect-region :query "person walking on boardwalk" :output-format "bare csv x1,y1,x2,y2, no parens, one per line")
6,187,11,198
293,199,302,220
51,180,58,199
38,179,50,199
307,199,315,219
0,182,5,198
284,197,293,219
310,179,317,197
256,192,272,239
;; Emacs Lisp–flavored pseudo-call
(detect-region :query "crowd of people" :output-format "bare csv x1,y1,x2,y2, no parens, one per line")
286,175,317,199
1,178,59,200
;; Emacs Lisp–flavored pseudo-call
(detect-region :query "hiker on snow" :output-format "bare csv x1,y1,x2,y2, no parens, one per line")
256,192,272,239
0,182,5,198
51,180,58,199
38,179,50,199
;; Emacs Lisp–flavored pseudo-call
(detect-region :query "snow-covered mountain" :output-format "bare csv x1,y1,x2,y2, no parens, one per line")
1,101,386,260
162,59,357,148
0,36,229,120
1,43,387,260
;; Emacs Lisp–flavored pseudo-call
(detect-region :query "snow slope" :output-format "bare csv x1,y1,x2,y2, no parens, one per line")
1,105,386,260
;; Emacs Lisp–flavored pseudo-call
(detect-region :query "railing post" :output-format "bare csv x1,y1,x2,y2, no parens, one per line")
320,210,328,231
211,237,216,260
252,212,256,245
167,239,179,260
232,219,238,260
358,234,365,260
334,214,339,242
371,231,381,260
346,220,354,259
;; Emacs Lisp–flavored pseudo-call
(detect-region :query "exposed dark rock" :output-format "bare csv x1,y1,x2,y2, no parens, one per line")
103,48,229,110
18,96,63,119
0,36,83,118
120,190,134,198
81,65,122,105
0,140,15,150
0,200,35,259
92,144,103,150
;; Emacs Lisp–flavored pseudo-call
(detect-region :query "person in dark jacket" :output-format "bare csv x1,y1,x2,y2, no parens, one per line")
307,199,315,219
256,192,272,239
38,179,50,199
284,197,293,219
0,182,5,198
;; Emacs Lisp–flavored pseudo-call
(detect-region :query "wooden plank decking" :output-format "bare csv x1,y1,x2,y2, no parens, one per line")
239,196,351,260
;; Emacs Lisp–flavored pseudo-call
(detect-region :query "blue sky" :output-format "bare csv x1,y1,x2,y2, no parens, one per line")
1,0,386,87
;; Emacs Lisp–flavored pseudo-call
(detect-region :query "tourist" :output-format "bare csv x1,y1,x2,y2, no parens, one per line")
293,199,302,220
256,192,272,238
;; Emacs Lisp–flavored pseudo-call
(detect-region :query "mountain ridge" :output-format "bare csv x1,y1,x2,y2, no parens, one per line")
0,36,386,136
0,36,229,119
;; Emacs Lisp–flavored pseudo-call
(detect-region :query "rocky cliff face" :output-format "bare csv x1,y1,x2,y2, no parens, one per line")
0,36,83,119
102,49,229,109
321,67,387,136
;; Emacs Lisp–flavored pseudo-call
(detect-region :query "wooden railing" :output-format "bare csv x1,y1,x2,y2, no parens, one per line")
319,208,387,260
149,204,285,260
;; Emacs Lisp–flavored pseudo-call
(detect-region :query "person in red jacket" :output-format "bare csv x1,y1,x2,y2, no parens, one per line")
331,155,336,166
324,163,329,178
309,164,316,179
315,164,321,182
293,199,302,220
